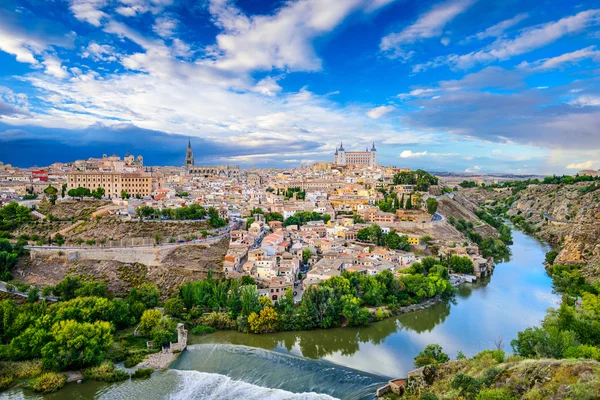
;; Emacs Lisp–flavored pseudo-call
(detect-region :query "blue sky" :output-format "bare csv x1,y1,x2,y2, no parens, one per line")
0,0,599,173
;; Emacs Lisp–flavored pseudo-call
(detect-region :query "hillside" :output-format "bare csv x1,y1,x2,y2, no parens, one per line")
15,239,229,297
460,184,600,284
393,356,600,399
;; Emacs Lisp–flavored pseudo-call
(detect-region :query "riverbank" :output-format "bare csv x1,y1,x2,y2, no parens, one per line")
2,230,560,399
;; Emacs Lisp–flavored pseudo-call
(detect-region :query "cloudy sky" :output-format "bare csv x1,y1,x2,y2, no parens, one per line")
0,0,599,173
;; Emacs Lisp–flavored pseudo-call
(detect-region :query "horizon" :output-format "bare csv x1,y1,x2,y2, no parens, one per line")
1,0,599,173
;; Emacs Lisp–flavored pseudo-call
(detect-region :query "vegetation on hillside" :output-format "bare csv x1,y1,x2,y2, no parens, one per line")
0,276,175,392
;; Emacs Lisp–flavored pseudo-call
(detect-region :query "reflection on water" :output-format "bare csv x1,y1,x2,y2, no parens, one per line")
193,230,560,378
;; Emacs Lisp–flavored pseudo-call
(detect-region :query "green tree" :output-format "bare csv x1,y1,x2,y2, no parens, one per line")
248,306,279,333
44,186,58,205
53,275,83,301
302,248,312,264
128,283,160,309
54,233,65,246
414,344,450,367
426,198,438,215
42,320,112,370
138,309,162,337
27,286,39,303
91,187,105,199
164,297,185,318
120,190,131,199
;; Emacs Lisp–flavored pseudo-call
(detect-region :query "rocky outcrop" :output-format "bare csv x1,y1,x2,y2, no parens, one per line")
461,183,600,284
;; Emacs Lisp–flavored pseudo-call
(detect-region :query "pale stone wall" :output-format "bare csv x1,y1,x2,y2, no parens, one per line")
29,243,211,267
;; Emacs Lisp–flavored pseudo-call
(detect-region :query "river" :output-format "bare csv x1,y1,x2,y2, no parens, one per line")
2,230,560,400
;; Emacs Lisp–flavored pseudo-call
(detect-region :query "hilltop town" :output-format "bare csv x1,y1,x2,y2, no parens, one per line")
0,142,507,301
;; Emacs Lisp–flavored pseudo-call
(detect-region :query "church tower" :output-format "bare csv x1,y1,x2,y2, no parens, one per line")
185,139,194,168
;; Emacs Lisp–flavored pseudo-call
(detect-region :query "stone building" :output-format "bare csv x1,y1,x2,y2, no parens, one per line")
67,171,154,198
334,142,377,168
189,165,240,178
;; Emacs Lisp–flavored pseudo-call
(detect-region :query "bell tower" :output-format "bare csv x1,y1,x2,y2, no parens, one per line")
185,139,194,168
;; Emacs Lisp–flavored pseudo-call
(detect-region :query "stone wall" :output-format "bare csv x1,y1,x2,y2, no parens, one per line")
29,243,212,267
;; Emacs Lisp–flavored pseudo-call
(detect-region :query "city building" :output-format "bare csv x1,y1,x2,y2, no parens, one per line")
334,142,377,168
67,171,155,198
189,165,241,178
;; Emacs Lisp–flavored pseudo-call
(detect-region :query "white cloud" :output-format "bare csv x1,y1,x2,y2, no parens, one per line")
209,0,396,72
397,88,438,99
441,37,451,46
153,15,178,38
0,13,74,66
400,150,428,158
417,9,600,71
465,165,481,172
82,42,117,62
566,160,596,169
469,13,528,41
42,55,70,79
252,77,282,97
519,46,600,70
115,7,137,17
366,105,394,119
568,96,600,107
69,0,107,27
380,0,474,59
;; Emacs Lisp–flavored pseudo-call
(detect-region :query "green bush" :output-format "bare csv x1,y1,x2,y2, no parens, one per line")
0,375,13,390
420,392,439,400
32,372,66,394
124,353,146,368
83,362,129,382
476,388,517,400
475,349,505,363
191,325,216,335
131,368,153,379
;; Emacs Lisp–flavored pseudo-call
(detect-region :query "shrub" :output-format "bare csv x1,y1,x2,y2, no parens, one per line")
475,349,505,364
14,281,30,292
476,388,517,400
164,297,185,318
414,344,450,367
124,353,146,368
32,372,66,394
41,286,54,297
451,373,482,397
420,393,439,400
83,362,129,382
5,283,15,292
131,368,153,379
564,344,600,361
11,360,44,379
0,375,13,391
191,325,216,335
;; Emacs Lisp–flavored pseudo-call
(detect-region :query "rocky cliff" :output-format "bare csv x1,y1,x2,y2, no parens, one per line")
461,183,600,283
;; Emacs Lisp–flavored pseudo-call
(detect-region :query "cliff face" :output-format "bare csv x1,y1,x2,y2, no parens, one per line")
461,183,600,283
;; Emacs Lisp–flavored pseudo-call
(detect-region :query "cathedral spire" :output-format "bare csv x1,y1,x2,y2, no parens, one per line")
185,139,194,168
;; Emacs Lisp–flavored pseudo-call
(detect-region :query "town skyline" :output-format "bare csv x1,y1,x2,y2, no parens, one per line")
1,0,599,173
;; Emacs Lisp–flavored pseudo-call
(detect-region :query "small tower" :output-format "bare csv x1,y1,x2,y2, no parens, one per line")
185,139,194,168
337,142,346,166
370,142,377,167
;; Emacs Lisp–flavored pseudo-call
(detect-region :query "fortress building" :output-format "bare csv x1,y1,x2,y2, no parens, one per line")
334,142,377,168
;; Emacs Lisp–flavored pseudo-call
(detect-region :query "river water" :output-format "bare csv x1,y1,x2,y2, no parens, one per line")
2,230,560,400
